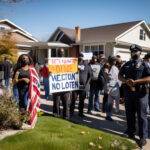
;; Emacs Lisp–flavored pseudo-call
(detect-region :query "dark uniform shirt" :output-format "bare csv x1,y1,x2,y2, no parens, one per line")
119,59,150,93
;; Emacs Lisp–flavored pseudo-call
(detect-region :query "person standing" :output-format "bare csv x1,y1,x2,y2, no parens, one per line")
119,44,150,148
52,48,71,119
39,61,50,100
87,55,102,114
105,56,120,121
0,61,4,87
13,54,40,128
3,57,12,91
70,53,92,117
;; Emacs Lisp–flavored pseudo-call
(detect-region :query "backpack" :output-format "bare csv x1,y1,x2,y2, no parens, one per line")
91,64,101,80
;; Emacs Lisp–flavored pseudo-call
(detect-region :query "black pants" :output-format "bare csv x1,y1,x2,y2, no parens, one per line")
124,91,148,139
53,92,70,118
102,93,108,113
70,90,86,116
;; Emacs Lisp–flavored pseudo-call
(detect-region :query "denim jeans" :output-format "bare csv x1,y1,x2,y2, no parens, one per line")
13,84,19,103
5,78,10,90
88,82,100,111
43,77,49,100
105,85,120,117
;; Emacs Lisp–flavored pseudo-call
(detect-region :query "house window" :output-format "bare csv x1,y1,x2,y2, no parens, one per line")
84,46,91,52
0,27,5,30
84,45,104,54
139,29,146,40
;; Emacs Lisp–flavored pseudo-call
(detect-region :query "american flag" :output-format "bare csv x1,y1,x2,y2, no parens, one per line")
27,67,40,128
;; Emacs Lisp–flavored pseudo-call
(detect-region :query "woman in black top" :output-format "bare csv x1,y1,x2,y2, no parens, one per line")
13,54,33,112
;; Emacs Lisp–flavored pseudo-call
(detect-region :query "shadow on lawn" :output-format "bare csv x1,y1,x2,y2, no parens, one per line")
40,97,150,141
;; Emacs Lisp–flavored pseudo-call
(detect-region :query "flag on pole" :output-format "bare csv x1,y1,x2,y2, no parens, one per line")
27,66,40,128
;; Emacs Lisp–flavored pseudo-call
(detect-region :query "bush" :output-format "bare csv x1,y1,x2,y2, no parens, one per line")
0,94,22,130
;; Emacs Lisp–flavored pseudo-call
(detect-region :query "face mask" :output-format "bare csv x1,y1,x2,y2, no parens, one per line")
21,59,29,66
131,54,139,60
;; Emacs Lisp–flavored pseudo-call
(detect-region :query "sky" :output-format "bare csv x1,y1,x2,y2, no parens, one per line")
0,0,150,41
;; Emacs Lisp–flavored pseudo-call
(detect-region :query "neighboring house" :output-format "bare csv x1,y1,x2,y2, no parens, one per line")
49,20,150,61
0,19,38,56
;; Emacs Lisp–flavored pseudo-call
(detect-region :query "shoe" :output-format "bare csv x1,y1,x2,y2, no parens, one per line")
87,110,93,115
94,108,100,112
139,138,147,147
105,116,114,121
128,134,135,140
78,113,85,118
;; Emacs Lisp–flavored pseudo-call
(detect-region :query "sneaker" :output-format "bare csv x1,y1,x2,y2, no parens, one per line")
105,116,114,121
139,138,147,147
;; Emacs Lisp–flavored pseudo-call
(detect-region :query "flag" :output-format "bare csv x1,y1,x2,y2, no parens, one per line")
27,66,40,128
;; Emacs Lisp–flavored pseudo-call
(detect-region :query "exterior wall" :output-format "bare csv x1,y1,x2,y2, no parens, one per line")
105,42,114,57
114,46,147,61
117,24,150,49
11,32,34,42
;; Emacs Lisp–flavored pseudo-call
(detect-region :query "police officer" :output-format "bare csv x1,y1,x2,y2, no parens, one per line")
119,44,150,147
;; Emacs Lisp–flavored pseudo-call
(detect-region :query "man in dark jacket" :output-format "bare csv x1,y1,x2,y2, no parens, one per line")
70,53,92,117
0,61,4,86
3,57,12,90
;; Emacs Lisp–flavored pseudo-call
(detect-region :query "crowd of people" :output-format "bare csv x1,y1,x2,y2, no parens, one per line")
0,44,149,147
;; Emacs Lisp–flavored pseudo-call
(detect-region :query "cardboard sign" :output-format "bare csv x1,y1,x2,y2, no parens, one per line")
48,58,79,93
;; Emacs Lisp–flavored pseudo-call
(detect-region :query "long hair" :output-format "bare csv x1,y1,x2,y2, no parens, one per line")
12,54,33,79
16,54,33,69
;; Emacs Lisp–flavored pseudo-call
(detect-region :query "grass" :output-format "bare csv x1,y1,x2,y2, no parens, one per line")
0,115,137,150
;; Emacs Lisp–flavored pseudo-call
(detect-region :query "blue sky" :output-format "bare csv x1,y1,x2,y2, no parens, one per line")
0,0,150,41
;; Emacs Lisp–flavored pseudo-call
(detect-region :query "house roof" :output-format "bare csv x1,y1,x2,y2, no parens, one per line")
58,27,75,41
51,20,144,44
0,19,38,42
81,20,142,43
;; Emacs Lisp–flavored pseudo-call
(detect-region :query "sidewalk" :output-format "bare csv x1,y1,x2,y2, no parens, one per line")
40,95,150,150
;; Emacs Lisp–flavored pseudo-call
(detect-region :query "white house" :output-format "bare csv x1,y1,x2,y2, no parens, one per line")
49,20,150,61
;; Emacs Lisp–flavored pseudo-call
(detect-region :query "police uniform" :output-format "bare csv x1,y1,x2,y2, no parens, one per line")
119,44,150,146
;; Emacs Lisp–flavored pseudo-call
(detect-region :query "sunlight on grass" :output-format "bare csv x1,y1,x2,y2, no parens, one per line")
0,116,137,150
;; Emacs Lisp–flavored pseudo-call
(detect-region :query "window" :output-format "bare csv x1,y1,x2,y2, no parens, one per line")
139,29,146,41
91,45,99,51
84,44,104,54
84,46,90,52
0,27,5,30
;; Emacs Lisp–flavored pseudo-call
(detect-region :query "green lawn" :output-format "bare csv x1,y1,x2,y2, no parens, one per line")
0,115,137,150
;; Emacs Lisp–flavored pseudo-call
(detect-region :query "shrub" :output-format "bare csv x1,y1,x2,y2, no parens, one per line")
0,94,22,130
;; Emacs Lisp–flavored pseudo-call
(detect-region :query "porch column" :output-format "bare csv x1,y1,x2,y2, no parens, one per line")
48,48,51,64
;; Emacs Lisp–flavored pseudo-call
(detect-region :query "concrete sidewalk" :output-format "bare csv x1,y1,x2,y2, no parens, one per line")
40,96,150,150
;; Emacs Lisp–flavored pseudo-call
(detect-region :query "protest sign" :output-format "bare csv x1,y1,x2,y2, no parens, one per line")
48,58,79,93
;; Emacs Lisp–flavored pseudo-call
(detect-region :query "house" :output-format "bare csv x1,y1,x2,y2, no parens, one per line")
0,19,38,56
49,20,150,61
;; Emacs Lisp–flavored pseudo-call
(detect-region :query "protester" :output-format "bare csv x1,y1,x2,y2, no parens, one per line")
104,56,120,121
70,53,92,117
39,60,50,100
52,48,71,119
0,61,4,87
3,57,12,91
13,54,40,128
87,55,102,114
143,53,150,113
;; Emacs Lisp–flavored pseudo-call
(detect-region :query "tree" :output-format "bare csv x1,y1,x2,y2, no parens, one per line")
0,32,18,63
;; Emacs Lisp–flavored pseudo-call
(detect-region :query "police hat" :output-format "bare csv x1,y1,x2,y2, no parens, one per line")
130,44,142,52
